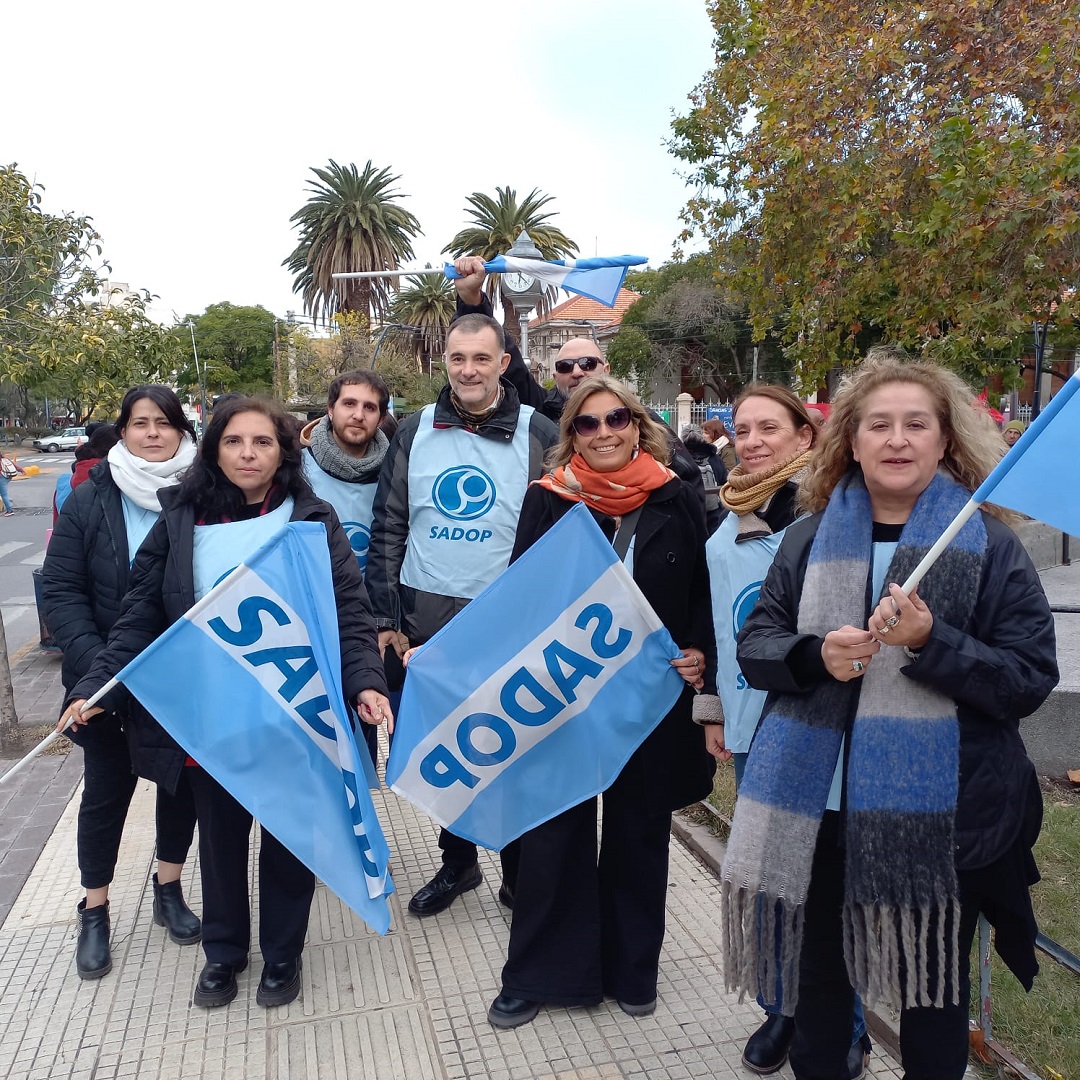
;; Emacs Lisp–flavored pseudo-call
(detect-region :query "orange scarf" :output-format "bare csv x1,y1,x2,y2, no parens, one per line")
534,451,676,518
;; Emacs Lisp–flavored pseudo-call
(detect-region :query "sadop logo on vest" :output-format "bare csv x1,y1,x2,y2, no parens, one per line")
732,581,764,637
432,466,497,520
343,522,371,571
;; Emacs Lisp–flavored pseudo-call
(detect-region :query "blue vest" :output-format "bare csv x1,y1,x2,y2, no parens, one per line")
302,451,377,577
705,513,787,754
400,403,534,600
192,498,295,600
120,493,161,567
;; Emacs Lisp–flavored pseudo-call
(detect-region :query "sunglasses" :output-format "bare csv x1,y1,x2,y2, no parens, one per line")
569,407,634,437
554,356,601,374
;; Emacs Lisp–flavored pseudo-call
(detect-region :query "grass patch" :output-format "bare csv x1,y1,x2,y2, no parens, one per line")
971,779,1080,1079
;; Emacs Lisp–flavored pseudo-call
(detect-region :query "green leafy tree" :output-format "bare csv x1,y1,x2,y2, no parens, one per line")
284,160,421,327
607,255,788,399
388,273,456,372
671,0,1080,390
0,164,106,372
174,302,277,396
443,186,578,344
31,290,184,423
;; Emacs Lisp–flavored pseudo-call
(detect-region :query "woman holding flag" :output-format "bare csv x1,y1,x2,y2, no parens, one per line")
488,375,715,1029
59,396,392,1011
42,385,201,980
724,349,1057,1079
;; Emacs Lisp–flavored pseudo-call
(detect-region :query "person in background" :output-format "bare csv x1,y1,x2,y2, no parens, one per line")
58,396,392,1010
41,386,201,980
0,448,27,515
53,425,122,525
728,349,1057,1079
702,418,739,473
1002,419,1025,447
488,375,714,1029
680,422,727,534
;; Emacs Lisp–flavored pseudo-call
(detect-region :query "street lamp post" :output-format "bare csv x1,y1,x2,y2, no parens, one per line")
187,320,208,433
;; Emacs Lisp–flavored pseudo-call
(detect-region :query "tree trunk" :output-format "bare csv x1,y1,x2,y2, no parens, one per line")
0,613,20,750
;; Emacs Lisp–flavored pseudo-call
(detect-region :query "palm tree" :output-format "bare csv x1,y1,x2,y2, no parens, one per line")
284,160,421,328
443,186,578,343
388,274,456,373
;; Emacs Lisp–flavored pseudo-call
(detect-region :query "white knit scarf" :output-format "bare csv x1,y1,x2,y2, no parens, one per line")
107,435,197,510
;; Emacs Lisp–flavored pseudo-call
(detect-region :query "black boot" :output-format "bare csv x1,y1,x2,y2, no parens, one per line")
742,1013,796,1075
76,899,112,980
153,874,201,944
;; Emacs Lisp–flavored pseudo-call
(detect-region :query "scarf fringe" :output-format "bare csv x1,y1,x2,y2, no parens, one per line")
843,898,961,1011
721,880,803,1017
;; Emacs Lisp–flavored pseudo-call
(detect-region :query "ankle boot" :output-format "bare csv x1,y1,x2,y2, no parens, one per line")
152,874,202,945
76,899,112,980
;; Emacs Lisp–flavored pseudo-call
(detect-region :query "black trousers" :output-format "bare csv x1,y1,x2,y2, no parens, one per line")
500,753,673,1008
790,814,976,1080
77,717,196,890
438,828,520,889
188,767,315,966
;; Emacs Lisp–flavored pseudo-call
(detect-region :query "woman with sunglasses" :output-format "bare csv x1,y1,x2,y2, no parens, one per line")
488,375,715,1029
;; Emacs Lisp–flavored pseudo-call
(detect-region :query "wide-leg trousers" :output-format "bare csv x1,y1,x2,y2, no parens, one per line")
188,767,314,966
500,753,673,1009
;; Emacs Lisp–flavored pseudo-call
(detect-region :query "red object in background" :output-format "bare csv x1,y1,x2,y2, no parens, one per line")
805,403,831,420
976,389,1005,423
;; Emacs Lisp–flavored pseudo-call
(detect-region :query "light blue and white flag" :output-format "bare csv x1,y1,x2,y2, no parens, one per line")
113,521,394,934
975,368,1080,535
445,255,647,307
902,369,1080,594
385,502,685,850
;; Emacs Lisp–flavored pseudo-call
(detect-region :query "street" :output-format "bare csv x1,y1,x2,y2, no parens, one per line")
1,448,72,653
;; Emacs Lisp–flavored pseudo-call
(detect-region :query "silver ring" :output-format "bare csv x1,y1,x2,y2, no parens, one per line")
852,660,864,673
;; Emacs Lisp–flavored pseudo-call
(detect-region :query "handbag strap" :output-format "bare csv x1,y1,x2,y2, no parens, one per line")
612,505,643,562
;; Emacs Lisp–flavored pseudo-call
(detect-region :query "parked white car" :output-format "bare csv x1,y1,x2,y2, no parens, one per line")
33,427,86,452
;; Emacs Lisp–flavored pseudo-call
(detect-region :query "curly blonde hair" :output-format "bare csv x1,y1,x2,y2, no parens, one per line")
547,375,671,469
800,346,1010,518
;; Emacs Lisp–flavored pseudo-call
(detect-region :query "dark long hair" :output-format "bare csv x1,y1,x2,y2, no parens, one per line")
175,397,310,519
115,385,197,442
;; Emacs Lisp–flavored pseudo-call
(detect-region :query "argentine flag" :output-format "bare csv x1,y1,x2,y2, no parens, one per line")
386,503,685,850
113,521,394,934
445,254,647,307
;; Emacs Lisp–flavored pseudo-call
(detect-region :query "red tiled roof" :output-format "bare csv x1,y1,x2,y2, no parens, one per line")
529,288,640,329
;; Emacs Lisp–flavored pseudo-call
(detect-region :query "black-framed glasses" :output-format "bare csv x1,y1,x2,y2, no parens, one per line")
569,407,633,437
554,356,601,374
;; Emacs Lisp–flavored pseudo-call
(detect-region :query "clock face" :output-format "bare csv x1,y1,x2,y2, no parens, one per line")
502,271,535,293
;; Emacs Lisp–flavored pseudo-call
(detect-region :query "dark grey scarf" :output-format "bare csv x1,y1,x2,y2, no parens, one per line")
308,417,388,483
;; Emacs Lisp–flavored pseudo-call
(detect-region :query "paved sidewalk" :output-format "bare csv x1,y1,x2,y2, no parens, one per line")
0,772,908,1080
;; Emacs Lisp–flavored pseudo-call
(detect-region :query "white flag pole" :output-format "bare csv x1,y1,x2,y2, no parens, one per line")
0,562,257,788
332,268,446,281
898,497,982,595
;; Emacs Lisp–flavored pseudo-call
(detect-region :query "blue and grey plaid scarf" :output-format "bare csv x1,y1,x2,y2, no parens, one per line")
721,469,986,1014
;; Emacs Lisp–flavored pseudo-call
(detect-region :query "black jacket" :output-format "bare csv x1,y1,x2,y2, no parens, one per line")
736,509,1058,871
367,379,558,645
41,461,135,695
69,485,388,793
511,479,716,813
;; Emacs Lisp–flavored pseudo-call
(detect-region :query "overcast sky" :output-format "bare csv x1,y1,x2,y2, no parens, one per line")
7,0,714,329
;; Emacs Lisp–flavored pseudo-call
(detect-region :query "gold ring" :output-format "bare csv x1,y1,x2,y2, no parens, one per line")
885,613,901,629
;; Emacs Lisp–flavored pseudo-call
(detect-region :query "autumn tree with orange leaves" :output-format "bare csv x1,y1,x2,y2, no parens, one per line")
672,0,1080,389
